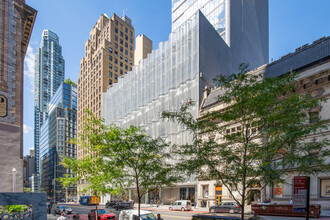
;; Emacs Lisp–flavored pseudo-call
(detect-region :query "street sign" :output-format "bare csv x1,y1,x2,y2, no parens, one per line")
293,176,307,212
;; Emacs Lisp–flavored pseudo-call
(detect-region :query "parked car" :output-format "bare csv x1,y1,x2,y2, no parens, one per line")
55,205,72,214
169,200,192,211
209,202,241,214
119,210,156,220
106,200,123,208
114,202,134,210
88,209,117,220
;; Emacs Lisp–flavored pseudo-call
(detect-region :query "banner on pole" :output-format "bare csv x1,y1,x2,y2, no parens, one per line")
293,176,307,212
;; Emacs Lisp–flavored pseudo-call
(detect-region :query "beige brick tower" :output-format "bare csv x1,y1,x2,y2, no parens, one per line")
77,13,134,196
134,34,152,65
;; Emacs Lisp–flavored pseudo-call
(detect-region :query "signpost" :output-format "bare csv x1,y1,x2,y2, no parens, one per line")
293,176,310,220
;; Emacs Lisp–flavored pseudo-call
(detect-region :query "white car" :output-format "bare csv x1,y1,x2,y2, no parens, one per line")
119,209,156,220
169,200,192,211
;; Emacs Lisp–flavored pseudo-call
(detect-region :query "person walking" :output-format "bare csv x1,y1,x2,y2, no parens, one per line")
290,198,293,204
157,199,160,208
150,199,153,207
57,213,66,220
156,213,164,220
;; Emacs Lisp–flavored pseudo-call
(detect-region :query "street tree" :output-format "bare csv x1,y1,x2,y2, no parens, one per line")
59,110,122,220
162,64,330,219
100,125,181,219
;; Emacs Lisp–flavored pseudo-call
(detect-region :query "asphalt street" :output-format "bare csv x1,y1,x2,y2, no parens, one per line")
49,203,330,220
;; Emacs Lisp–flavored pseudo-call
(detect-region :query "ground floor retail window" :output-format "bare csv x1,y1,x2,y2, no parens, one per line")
273,184,283,198
320,178,330,198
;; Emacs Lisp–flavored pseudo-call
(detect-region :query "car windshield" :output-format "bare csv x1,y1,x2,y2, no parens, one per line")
141,213,156,219
97,209,109,214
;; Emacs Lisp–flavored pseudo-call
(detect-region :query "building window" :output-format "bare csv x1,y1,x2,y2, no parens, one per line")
125,42,128,48
130,46,133,51
130,38,133,44
120,69,123,75
130,31,133,37
115,59,118,64
115,74,118,80
115,27,118,32
130,60,133,65
125,65,128,70
125,27,128,33
125,35,128,40
125,50,128,55
120,31,123,37
109,64,112,69
109,48,112,53
115,67,118,72
109,79,112,85
202,185,209,198
120,55,123,60
120,39,123,45
120,62,123,67
109,55,112,61
320,178,330,198
125,57,128,62
109,72,112,77
130,53,133,58
120,47,123,52
273,183,283,198
115,35,118,41
115,51,118,57
115,43,118,49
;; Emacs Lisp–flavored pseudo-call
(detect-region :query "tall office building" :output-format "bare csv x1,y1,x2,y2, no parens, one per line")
103,0,268,203
0,0,36,192
77,13,135,200
134,34,152,65
40,82,77,199
34,30,65,176
23,148,35,188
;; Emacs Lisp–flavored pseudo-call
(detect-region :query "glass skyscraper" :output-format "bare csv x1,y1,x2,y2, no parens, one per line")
34,30,65,175
40,82,77,199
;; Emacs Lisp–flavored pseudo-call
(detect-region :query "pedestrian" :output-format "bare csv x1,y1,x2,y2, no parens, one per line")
57,213,66,220
156,213,164,220
150,199,153,207
290,198,293,204
157,199,160,208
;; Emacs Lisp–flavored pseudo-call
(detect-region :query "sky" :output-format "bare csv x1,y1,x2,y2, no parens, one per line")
23,0,330,156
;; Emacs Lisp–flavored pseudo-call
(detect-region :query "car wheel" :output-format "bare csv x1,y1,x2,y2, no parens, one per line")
229,209,234,214
210,208,215,213
169,207,173,211
181,207,185,211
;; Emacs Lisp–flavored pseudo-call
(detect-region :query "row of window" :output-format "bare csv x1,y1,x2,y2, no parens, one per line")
114,27,133,38
114,34,133,44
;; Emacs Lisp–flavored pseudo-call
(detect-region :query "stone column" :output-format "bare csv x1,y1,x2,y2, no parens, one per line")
160,188,164,204
144,191,149,204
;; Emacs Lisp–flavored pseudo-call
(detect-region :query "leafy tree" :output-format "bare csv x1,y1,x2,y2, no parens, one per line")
99,125,181,218
162,64,330,219
23,187,32,193
64,78,77,86
58,110,122,220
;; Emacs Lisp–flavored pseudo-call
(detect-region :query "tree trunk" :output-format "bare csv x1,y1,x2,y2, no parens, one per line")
95,194,98,220
137,187,141,219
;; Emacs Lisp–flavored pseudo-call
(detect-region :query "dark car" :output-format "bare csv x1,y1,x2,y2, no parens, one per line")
88,209,116,220
209,202,241,214
113,202,133,210
106,200,123,208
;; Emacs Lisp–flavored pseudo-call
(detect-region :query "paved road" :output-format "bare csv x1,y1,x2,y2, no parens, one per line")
49,203,330,220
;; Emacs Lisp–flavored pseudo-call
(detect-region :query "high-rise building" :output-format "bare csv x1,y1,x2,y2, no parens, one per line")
24,148,35,188
34,30,65,176
102,1,268,204
0,0,36,192
77,13,135,201
134,34,152,65
40,81,77,199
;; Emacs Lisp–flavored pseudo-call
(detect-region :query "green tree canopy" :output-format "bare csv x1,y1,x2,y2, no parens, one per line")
64,78,77,86
162,64,330,219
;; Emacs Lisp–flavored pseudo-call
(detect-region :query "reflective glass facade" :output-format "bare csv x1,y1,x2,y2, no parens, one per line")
40,82,77,198
172,0,226,40
34,30,65,174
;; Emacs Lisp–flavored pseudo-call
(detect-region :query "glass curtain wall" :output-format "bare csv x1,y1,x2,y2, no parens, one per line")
103,14,199,157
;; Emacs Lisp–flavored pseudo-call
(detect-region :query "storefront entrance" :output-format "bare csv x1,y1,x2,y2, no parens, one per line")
215,185,222,205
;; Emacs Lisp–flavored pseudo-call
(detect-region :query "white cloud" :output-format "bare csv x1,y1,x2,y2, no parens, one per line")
23,124,32,134
24,45,35,92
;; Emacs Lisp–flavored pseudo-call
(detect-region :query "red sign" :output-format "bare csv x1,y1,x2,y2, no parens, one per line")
293,176,307,212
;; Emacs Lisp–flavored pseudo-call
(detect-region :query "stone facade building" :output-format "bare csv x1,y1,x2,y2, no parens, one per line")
0,0,36,192
23,148,35,188
199,36,330,209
